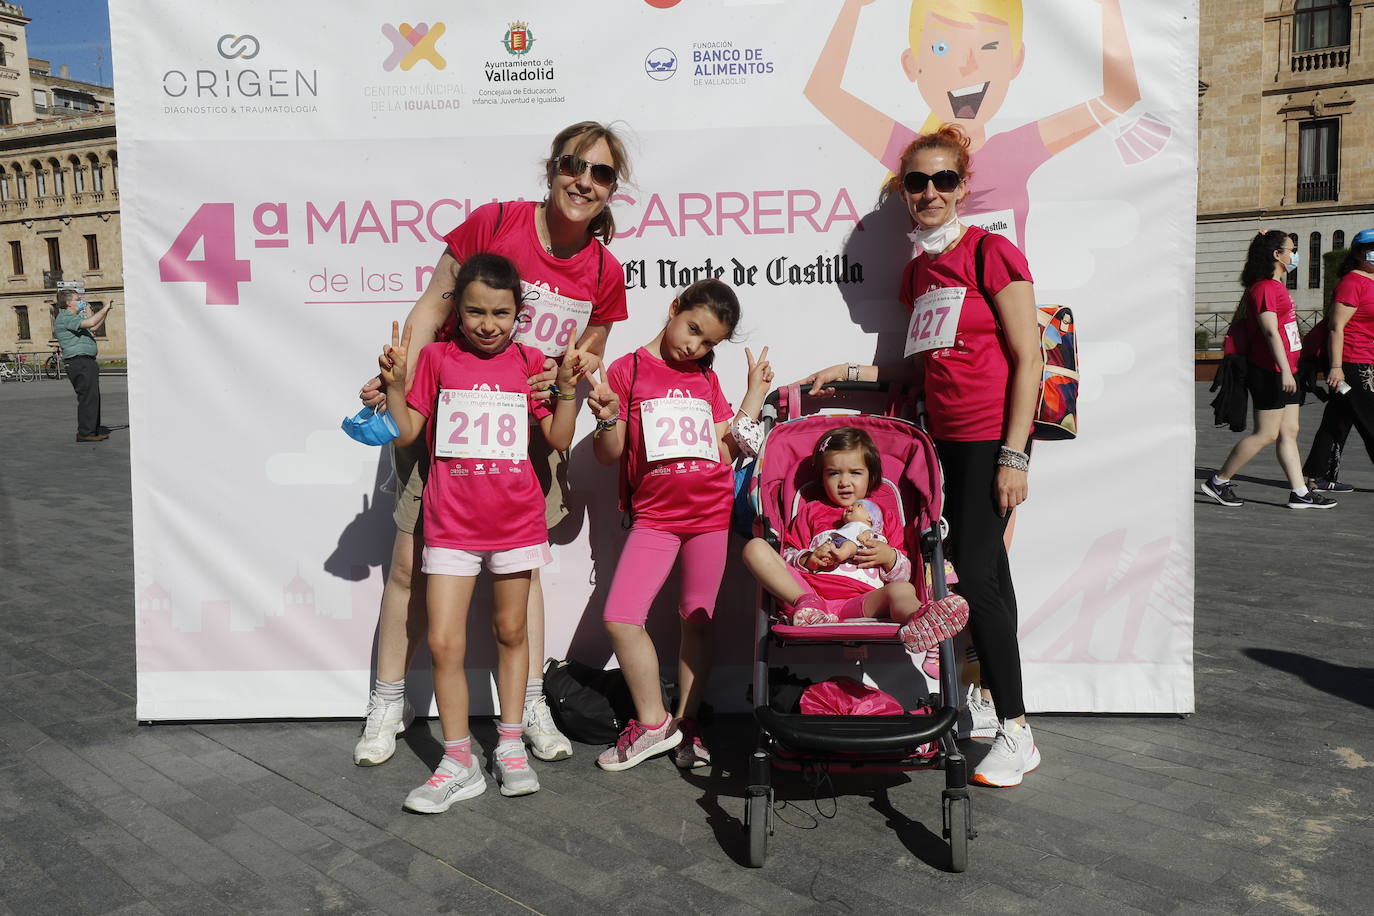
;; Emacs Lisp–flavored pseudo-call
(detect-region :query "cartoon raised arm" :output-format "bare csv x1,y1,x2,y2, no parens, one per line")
805,0,898,164
1035,0,1140,155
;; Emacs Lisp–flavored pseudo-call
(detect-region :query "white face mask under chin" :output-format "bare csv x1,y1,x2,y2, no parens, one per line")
908,216,962,255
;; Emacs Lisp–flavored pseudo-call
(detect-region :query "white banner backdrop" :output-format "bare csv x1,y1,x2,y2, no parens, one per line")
112,0,1197,719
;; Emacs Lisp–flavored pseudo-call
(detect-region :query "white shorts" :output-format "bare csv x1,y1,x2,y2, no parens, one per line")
422,543,552,577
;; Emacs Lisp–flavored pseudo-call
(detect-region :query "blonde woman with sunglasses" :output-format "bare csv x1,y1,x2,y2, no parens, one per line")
355,122,633,771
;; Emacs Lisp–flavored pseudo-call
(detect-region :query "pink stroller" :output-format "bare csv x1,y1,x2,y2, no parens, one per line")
742,382,974,871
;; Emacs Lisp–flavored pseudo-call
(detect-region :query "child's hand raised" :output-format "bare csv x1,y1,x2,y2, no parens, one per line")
379,321,411,388
745,346,774,396
586,367,620,422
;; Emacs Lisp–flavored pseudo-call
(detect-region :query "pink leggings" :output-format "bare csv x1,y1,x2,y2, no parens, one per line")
603,526,729,626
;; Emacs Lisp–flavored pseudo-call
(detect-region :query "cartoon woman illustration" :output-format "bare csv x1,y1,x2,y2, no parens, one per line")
806,0,1153,248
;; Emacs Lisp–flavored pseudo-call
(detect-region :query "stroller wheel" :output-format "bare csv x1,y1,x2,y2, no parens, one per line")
944,793,971,873
744,788,770,867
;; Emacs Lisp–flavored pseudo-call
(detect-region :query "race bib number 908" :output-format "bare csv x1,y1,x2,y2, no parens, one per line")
435,389,528,460
515,284,593,357
641,397,718,463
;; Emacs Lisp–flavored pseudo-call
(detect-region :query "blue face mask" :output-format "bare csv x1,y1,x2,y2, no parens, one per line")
341,406,399,446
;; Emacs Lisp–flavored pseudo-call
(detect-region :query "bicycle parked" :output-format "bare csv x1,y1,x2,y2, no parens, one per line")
43,342,65,380
0,351,37,382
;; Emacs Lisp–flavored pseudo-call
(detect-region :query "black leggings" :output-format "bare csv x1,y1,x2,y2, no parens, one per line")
935,438,1025,720
1302,363,1374,480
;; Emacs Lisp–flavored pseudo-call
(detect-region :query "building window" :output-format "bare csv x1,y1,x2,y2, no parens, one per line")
14,305,28,341
1294,0,1351,52
1297,120,1339,203
0,43,7,67
1308,233,1322,288
45,237,60,272
71,157,84,193
88,156,103,192
33,164,45,197
0,98,10,125
1333,230,1346,250
88,301,106,337
0,174,7,201
84,235,99,270
12,166,24,200
9,240,21,275
48,159,63,197
1287,234,1300,290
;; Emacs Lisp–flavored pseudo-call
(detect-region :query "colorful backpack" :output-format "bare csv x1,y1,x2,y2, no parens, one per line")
974,235,1080,440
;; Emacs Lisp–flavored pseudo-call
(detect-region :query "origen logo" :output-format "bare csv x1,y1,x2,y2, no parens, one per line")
216,34,260,60
381,22,447,71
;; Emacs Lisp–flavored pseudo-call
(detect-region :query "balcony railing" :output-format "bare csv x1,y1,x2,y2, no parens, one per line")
1291,45,1349,72
1195,309,1324,350
1297,173,1339,203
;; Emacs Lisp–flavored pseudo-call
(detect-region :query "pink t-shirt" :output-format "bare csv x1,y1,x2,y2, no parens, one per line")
1244,279,1300,374
1333,271,1374,363
784,486,905,601
405,338,552,551
899,226,1034,441
609,347,734,534
443,201,628,353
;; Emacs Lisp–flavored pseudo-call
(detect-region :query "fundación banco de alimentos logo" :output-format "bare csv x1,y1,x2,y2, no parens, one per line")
644,48,677,81
381,22,447,71
503,21,535,56
216,34,260,60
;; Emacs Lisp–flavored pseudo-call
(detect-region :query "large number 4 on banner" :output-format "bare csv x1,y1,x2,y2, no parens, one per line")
158,203,252,305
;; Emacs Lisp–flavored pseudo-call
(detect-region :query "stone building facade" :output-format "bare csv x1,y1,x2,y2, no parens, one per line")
0,1,122,363
1197,0,1374,336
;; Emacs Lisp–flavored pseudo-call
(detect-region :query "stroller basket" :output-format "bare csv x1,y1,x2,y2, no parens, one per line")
755,707,958,754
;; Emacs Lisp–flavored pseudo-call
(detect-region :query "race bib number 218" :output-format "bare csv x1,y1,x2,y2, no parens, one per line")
434,389,528,460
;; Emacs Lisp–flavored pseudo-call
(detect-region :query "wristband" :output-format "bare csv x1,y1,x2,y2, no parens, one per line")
997,445,1029,472
847,363,859,382
594,417,617,433
548,384,576,401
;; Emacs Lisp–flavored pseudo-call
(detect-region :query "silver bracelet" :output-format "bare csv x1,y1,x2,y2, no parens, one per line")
847,363,860,382
997,445,1029,472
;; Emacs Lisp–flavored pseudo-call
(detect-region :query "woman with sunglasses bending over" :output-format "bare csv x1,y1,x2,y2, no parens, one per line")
354,122,632,771
797,124,1044,788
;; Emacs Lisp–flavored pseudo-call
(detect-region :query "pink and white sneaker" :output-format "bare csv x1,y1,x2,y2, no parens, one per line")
491,744,540,797
596,717,681,772
792,606,840,626
898,594,970,655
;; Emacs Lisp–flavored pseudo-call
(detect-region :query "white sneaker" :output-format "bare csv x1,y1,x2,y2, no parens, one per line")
957,687,999,740
971,720,1041,788
523,695,572,761
403,756,486,813
353,693,413,766
491,745,541,797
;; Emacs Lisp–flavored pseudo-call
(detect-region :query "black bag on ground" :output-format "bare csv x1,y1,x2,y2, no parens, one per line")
543,658,670,745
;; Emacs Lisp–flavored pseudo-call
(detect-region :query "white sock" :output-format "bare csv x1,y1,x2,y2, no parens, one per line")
1212,475,1230,486
1293,485,1310,497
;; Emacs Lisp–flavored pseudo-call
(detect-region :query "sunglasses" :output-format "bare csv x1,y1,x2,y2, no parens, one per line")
902,169,961,194
553,154,617,188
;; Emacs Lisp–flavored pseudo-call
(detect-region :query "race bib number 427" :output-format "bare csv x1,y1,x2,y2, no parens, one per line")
904,287,966,357
434,389,528,460
641,397,718,463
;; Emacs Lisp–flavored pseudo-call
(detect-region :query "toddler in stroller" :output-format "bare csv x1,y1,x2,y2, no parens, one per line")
742,425,968,652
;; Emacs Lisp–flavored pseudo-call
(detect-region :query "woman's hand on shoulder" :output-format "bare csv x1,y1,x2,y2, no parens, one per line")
527,357,557,402
995,465,1028,517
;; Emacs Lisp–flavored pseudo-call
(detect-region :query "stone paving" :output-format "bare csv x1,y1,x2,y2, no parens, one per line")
0,377,1371,915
